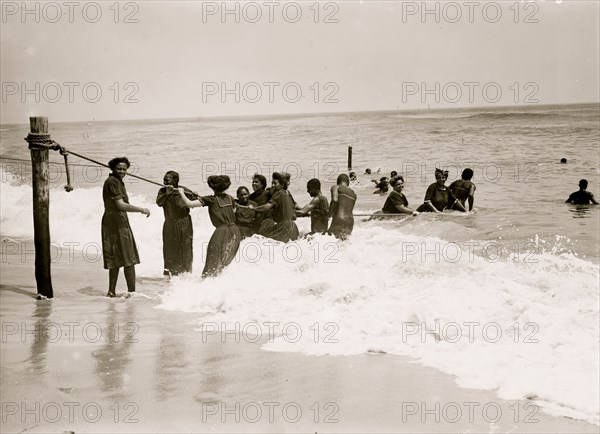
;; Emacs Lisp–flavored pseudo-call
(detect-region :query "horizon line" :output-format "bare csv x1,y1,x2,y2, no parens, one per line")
1,101,599,127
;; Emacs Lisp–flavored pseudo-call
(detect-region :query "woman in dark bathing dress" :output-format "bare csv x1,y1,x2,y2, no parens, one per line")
175,175,241,278
156,170,196,276
249,173,270,234
254,172,299,242
417,168,466,213
101,157,150,297
235,186,257,238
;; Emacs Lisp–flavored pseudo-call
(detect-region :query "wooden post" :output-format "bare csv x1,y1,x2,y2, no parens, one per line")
347,146,352,172
26,117,53,299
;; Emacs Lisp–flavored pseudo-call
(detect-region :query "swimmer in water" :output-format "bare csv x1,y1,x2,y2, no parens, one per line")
416,168,467,213
328,173,357,240
296,178,330,235
449,168,476,211
372,176,389,194
566,179,598,205
382,177,419,216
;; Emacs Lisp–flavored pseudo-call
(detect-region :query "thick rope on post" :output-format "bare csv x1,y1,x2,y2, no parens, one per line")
29,138,73,192
24,133,53,149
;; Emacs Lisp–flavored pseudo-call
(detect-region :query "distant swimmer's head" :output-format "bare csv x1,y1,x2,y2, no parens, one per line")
337,173,350,185
461,168,474,181
579,179,588,189
561,158,567,164
207,175,231,193
349,172,357,181
307,178,321,197
365,168,372,175
377,177,390,191
252,173,267,192
390,171,398,178
272,172,288,191
164,170,179,187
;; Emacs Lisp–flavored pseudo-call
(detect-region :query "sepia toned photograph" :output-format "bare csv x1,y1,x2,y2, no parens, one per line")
1,1,599,432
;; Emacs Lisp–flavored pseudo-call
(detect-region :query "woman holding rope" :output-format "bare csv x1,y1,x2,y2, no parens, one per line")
101,157,150,297
156,171,197,277
253,172,299,242
174,175,241,278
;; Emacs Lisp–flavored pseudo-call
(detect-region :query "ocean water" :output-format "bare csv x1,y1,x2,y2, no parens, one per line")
1,103,599,424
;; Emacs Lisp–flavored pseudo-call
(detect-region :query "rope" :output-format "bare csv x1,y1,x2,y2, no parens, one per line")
21,133,163,191
59,147,73,192
53,143,163,187
353,213,405,217
24,133,53,149
0,156,103,167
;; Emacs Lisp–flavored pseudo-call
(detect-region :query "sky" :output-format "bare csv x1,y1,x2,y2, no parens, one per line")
1,0,599,124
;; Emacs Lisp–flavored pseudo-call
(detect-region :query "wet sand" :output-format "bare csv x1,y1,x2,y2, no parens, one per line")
1,255,598,433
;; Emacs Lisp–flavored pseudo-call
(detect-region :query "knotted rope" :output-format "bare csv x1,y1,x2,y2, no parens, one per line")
25,133,53,148
58,147,73,192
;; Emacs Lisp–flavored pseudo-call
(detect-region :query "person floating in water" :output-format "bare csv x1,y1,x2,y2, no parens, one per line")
349,171,357,182
449,168,476,211
156,170,196,277
566,179,598,205
364,168,372,175
417,168,467,213
372,176,389,194
235,186,257,238
296,178,330,235
101,157,150,297
175,175,241,278
382,177,419,216
328,173,357,240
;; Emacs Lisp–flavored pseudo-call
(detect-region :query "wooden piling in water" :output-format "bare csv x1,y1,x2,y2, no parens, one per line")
347,146,352,172
26,116,54,299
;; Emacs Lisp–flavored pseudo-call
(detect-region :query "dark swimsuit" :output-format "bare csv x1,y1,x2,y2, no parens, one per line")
310,195,330,234
259,190,299,242
101,174,140,269
200,194,241,277
328,185,356,240
156,187,194,275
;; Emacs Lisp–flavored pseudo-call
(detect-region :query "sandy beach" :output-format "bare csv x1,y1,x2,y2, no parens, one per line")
1,252,598,434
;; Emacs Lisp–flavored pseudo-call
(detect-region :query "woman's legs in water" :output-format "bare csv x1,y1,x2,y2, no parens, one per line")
124,265,136,293
107,266,135,296
108,268,119,297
